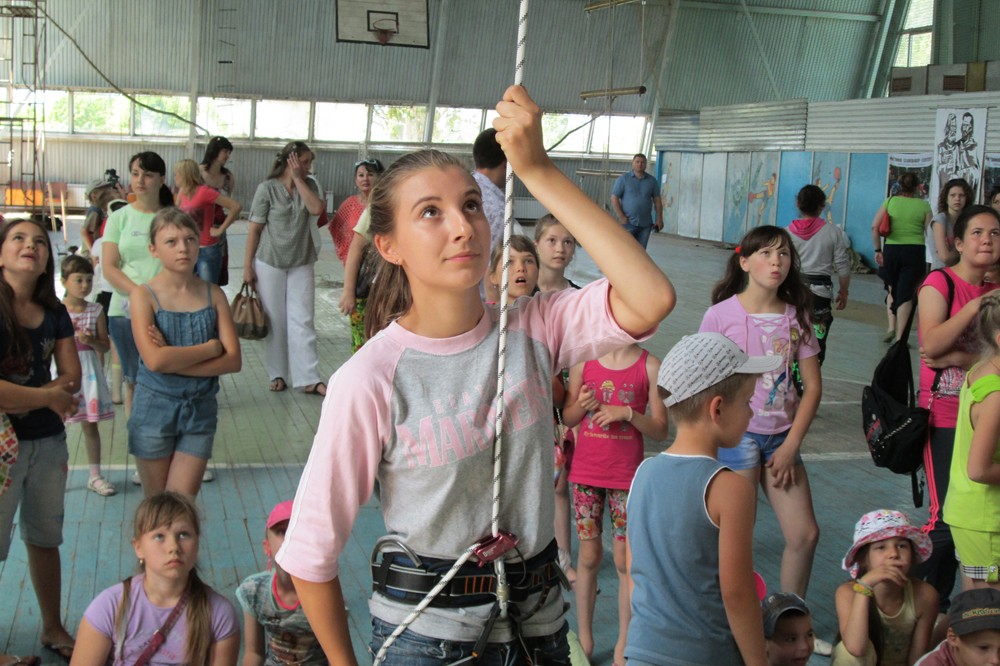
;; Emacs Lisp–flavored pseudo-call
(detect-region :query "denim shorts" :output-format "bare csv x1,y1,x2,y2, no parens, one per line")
127,385,218,460
370,617,569,666
108,315,140,385
0,432,68,559
717,431,803,471
196,243,223,285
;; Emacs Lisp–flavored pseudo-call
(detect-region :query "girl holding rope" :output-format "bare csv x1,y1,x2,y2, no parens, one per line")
276,86,675,665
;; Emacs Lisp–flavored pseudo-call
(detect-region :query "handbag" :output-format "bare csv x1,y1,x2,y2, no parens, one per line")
861,269,953,507
877,197,893,237
230,282,269,340
0,413,17,496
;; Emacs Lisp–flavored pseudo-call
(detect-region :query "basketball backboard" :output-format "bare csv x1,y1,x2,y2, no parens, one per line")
336,0,430,48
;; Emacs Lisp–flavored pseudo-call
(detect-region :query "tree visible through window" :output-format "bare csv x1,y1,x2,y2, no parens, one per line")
895,0,933,67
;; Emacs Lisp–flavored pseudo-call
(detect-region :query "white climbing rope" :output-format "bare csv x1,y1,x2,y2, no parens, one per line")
492,0,530,623
372,2,529,663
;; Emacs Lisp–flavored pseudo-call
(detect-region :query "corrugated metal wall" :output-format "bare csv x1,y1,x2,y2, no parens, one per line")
35,0,884,113
699,99,807,151
806,90,1000,152
662,0,881,109
651,111,699,151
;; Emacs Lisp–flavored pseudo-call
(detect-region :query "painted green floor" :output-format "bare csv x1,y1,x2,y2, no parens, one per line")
1,222,928,663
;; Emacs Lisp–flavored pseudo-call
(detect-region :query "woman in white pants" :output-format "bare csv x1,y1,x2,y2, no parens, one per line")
243,141,327,395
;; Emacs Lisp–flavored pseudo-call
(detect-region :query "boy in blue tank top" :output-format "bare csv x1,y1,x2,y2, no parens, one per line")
625,332,781,666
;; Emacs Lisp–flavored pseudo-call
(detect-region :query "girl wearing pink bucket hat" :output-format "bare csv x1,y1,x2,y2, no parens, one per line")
832,510,940,665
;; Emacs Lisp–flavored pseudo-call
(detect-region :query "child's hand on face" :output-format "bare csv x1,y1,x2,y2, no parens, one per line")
577,385,600,412
493,86,550,178
859,563,909,589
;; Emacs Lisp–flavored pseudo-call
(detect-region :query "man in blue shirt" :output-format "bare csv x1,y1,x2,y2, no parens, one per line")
611,154,662,249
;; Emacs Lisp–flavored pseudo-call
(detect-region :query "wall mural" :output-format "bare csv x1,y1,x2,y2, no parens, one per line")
811,152,847,228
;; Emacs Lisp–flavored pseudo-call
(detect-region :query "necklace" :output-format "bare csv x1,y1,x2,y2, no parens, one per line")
271,571,300,611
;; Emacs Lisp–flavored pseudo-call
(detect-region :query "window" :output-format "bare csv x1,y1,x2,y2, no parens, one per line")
895,0,933,67
72,92,130,134
314,102,368,142
590,115,647,155
370,105,427,143
542,113,591,152
432,107,483,143
6,89,69,133
255,100,310,139
135,94,191,136
197,97,252,138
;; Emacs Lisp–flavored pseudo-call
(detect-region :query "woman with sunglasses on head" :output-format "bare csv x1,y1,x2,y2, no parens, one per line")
244,141,327,396
330,158,384,265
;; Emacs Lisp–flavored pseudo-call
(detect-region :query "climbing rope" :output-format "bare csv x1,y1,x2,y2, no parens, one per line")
371,1,529,662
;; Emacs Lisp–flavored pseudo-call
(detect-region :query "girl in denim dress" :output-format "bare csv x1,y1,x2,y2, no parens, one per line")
127,209,241,499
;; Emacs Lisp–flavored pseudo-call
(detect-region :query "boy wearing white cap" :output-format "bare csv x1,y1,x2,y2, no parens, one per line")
625,332,782,666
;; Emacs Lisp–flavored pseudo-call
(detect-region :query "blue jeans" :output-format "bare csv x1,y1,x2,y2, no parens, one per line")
196,243,223,284
624,223,653,249
370,618,570,666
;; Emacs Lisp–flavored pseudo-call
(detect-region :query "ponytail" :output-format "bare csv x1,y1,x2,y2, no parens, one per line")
158,184,173,208
364,253,412,339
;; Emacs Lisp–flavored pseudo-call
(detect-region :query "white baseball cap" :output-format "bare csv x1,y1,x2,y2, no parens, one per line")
657,332,782,406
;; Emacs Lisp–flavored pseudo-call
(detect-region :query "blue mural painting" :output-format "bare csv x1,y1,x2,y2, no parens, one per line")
776,152,813,230
812,152,848,228
723,153,751,243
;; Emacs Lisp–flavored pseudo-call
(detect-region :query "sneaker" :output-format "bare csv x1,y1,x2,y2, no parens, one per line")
131,470,141,485
203,468,215,482
87,475,117,497
813,637,833,656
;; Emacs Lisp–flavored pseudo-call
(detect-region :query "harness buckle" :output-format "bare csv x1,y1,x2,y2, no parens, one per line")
472,530,519,566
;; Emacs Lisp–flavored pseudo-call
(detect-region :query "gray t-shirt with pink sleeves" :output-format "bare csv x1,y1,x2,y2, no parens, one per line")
277,279,648,643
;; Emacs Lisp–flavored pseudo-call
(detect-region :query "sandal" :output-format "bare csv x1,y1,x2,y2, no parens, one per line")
269,377,287,392
304,382,327,396
87,475,116,497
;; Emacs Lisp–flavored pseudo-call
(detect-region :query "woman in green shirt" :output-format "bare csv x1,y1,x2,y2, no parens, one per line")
871,172,933,342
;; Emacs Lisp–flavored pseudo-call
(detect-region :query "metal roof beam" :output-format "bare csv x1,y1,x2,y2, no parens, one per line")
681,0,880,23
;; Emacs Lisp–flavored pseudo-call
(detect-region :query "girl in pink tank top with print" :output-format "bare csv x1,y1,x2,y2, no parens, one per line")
562,343,668,666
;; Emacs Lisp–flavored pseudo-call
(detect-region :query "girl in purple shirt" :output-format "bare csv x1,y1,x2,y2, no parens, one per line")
699,225,822,602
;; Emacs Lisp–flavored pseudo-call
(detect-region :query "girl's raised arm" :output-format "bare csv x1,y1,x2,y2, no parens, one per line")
493,86,674,336
176,284,242,377
919,284,981,357
833,582,872,657
130,287,223,374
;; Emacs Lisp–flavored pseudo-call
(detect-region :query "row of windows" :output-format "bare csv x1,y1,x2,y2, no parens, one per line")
1,88,650,156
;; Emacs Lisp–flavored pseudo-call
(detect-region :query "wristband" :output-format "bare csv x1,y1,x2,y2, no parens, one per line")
874,249,883,253
626,406,633,423
852,580,874,597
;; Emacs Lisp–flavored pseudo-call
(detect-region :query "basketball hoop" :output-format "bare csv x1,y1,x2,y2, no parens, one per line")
371,18,397,45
